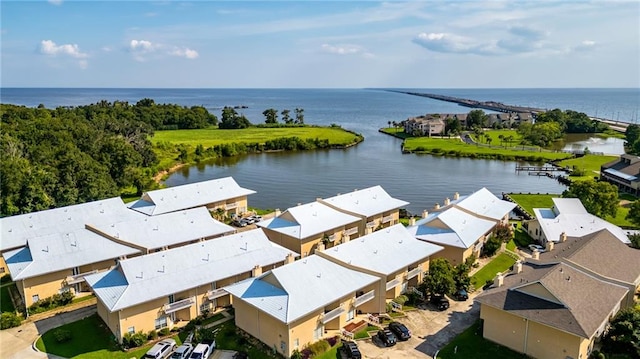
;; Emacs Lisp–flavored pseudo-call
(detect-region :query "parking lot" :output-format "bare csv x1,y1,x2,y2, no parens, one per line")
356,296,480,359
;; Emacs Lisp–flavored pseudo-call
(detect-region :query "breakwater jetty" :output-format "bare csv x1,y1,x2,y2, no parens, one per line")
388,90,544,114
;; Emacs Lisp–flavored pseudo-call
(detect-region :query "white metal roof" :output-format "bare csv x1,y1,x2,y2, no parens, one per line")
128,177,256,216
409,207,496,248
85,229,297,311
4,229,140,281
88,207,235,251
319,224,443,275
320,186,410,217
1,197,144,252
224,255,379,324
450,187,516,221
533,198,629,244
257,201,360,239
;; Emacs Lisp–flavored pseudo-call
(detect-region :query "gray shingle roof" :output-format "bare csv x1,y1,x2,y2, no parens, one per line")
224,255,379,324
476,262,628,338
128,177,256,216
85,228,296,311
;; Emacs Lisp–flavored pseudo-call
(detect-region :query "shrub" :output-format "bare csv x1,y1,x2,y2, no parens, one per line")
393,295,409,305
158,328,170,336
1,312,22,329
128,331,147,347
53,328,72,343
148,330,158,340
290,349,303,359
305,339,330,357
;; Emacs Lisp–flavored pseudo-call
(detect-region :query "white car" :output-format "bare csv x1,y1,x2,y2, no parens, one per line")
144,339,177,359
528,244,546,253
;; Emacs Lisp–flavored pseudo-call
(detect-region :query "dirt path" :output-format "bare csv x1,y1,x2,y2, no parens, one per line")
153,163,186,183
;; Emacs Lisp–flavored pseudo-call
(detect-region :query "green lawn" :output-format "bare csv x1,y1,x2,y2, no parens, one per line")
437,320,529,359
557,154,618,181
513,227,535,248
403,137,572,162
35,314,180,359
313,345,340,359
605,206,636,229
152,126,360,147
1,276,17,313
380,127,411,139
507,193,560,215
506,239,516,251
471,254,517,290
471,129,523,148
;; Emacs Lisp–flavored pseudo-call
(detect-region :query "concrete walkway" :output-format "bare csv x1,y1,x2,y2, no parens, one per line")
0,304,97,359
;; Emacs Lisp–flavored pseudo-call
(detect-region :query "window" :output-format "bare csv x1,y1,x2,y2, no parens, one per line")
347,309,355,322
155,316,168,330
127,326,135,334
0,267,5,273
313,325,324,340
280,341,286,352
294,339,299,348
200,302,211,314
168,294,175,303
32,294,39,303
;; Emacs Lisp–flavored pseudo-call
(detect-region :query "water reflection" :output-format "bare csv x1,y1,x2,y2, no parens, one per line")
550,134,625,155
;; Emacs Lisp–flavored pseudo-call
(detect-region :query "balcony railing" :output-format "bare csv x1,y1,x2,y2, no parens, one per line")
386,278,401,291
225,202,238,210
163,297,195,314
64,270,99,285
354,290,375,307
321,306,345,324
366,221,376,228
344,227,358,236
407,267,422,280
382,215,394,224
327,234,337,242
206,288,228,300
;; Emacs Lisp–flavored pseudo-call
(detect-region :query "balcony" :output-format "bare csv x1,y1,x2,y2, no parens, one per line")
386,278,401,291
225,202,238,210
321,306,345,324
326,234,337,242
163,297,195,314
366,221,376,228
382,215,394,224
64,270,99,285
344,227,358,236
354,290,375,307
206,288,228,300
407,267,422,280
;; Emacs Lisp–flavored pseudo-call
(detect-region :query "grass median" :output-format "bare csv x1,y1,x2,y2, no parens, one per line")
471,253,517,291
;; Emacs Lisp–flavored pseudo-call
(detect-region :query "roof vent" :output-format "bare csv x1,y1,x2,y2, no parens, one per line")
317,273,322,278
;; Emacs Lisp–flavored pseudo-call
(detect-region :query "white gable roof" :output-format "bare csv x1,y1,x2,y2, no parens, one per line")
5,230,140,281
257,201,360,239
320,186,409,217
451,187,516,221
408,207,496,248
533,198,629,244
1,197,144,252
224,255,378,324
128,177,256,216
88,207,235,251
85,229,296,311
320,224,443,275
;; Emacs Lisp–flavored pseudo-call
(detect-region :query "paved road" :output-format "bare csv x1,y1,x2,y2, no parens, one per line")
0,305,97,359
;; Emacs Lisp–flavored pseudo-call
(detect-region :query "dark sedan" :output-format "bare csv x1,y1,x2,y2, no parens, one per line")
388,321,411,341
376,329,397,347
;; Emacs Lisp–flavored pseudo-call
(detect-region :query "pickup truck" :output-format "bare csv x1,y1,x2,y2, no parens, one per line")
188,339,215,359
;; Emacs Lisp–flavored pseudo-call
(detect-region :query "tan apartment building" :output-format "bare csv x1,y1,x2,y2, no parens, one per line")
85,229,296,342
407,207,496,265
316,224,443,309
318,185,409,234
438,187,516,224
257,201,362,257
476,228,640,359
128,176,256,217
224,255,380,358
403,115,445,137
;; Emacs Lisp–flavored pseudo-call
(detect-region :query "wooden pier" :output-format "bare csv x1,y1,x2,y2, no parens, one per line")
515,165,559,172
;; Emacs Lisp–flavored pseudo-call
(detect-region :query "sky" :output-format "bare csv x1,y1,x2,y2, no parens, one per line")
1,1,639,88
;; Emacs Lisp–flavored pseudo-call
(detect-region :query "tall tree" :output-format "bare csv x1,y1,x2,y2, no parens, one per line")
467,110,488,129
263,108,278,124
281,109,292,124
422,258,455,295
295,108,305,124
562,179,619,218
625,201,640,229
602,306,640,357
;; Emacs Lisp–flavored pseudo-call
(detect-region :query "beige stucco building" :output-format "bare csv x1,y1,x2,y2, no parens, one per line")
86,229,296,342
225,255,380,358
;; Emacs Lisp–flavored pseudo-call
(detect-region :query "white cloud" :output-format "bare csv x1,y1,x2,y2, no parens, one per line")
573,40,597,52
48,0,63,5
128,39,198,61
39,40,89,69
170,47,199,59
320,44,374,58
413,32,498,56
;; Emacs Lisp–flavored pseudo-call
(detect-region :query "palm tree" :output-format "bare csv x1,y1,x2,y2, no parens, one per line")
498,134,504,147
388,121,392,129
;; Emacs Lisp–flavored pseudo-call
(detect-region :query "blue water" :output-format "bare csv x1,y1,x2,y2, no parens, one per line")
2,88,638,212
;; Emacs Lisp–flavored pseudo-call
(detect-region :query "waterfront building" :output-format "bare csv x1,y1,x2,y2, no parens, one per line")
403,114,445,136
85,229,296,342
600,154,640,195
436,187,516,224
128,177,256,217
475,229,640,359
224,255,379,358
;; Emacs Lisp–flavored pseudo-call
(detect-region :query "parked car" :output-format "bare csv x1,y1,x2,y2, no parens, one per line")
341,341,362,359
144,339,176,359
232,218,248,227
376,329,397,347
528,244,546,253
430,294,450,311
388,321,411,341
454,288,469,301
189,339,214,359
248,215,262,223
232,351,249,359
171,344,193,359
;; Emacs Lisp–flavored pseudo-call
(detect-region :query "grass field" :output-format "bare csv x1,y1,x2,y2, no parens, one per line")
151,126,360,147
471,253,517,290
437,320,529,359
557,154,617,181
508,193,560,215
471,129,523,147
403,137,572,162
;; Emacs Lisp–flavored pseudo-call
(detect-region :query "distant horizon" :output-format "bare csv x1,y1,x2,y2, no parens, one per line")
1,1,638,88
2,86,639,90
